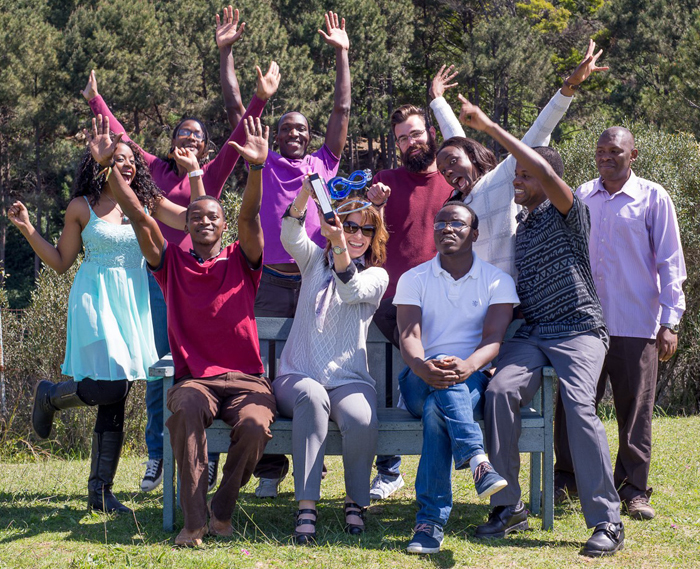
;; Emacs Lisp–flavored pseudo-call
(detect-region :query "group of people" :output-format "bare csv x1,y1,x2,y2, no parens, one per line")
13,6,686,560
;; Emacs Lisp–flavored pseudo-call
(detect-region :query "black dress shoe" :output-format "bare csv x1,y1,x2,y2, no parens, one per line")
474,501,529,539
580,522,624,557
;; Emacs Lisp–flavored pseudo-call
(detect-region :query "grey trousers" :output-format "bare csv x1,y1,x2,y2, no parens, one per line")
274,374,378,506
484,327,621,528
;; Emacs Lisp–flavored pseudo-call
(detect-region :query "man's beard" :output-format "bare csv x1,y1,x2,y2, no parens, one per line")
401,136,437,173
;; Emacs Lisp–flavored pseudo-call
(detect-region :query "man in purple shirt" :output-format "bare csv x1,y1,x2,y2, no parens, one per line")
252,11,352,497
554,126,687,520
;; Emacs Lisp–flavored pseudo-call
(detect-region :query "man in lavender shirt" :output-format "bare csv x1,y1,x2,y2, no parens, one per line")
554,126,687,521
251,11,352,497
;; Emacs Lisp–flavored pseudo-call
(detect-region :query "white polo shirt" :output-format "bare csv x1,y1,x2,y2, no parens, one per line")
393,253,519,359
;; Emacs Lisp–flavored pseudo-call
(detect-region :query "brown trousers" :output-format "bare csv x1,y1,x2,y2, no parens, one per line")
166,372,277,530
554,336,658,499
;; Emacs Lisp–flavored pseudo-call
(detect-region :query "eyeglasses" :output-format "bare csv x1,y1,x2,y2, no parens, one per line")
433,220,472,231
396,129,426,146
177,128,205,141
343,221,376,237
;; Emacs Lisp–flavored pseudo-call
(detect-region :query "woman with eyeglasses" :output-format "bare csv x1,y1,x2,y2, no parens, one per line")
80,7,281,493
273,177,389,544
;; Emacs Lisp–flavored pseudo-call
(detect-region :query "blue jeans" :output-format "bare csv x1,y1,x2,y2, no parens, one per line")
399,359,489,528
146,273,219,464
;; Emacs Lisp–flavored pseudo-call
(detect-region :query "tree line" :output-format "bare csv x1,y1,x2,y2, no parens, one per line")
1,0,699,305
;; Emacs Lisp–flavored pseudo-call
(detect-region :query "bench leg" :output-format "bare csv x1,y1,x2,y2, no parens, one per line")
542,437,554,530
163,425,176,531
529,452,542,516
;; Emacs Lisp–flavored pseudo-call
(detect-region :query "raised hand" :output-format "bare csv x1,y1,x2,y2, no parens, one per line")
228,116,269,165
8,201,33,233
216,6,245,49
367,182,391,206
172,147,200,173
81,70,99,101
429,64,459,100
565,39,609,88
86,115,123,167
255,61,281,101
319,211,344,244
318,11,348,51
457,95,493,132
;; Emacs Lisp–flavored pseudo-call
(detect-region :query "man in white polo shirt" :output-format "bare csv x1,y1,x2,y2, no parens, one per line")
394,201,519,554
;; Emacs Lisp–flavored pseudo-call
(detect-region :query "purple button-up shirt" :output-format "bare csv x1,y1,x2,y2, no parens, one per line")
577,172,686,339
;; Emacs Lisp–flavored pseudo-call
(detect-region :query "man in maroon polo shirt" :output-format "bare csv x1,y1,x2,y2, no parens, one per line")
89,114,275,547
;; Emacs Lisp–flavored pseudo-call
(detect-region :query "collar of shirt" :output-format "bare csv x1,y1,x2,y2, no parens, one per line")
431,252,482,282
516,198,552,224
591,170,640,199
189,247,224,264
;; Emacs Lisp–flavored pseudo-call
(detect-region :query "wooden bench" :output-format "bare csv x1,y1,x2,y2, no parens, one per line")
152,317,555,532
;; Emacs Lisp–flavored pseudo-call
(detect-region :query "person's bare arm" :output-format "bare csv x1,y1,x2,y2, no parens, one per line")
228,117,269,265
320,11,351,158
397,304,459,389
216,5,246,129
87,115,164,267
458,96,574,215
8,199,85,274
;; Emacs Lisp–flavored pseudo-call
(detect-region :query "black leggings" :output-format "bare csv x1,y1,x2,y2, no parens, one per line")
76,378,132,433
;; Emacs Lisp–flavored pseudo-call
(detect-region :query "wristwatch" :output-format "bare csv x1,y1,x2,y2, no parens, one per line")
661,323,680,334
332,245,347,255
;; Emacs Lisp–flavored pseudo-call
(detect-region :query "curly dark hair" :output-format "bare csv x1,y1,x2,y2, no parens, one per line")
163,117,213,174
71,139,162,212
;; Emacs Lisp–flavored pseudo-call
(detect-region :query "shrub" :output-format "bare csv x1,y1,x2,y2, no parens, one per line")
556,119,700,413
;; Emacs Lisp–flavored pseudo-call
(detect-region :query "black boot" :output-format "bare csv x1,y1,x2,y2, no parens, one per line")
32,380,86,439
87,431,132,514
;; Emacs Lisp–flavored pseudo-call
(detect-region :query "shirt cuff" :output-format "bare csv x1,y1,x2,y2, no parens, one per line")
333,260,357,284
282,203,307,224
660,308,684,326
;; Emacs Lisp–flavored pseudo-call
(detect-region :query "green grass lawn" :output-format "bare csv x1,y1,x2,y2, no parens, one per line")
1,416,699,568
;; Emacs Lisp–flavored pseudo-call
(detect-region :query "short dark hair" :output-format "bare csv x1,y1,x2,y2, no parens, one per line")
391,104,427,134
186,195,224,222
277,111,309,132
438,200,479,230
531,146,564,178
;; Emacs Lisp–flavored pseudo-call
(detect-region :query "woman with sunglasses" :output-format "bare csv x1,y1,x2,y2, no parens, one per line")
81,7,281,492
273,178,389,544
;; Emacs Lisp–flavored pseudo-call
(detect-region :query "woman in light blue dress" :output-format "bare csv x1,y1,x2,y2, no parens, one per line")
8,126,204,513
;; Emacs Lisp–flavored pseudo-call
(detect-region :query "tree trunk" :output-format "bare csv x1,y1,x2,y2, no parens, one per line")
34,121,42,279
380,133,387,170
367,135,374,171
133,110,141,135
349,137,355,172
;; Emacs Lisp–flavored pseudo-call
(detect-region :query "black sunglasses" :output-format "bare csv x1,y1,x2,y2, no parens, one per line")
343,221,375,237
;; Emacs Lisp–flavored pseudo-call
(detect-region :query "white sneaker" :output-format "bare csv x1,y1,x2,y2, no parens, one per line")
208,460,219,492
140,458,163,492
369,473,405,500
254,474,286,498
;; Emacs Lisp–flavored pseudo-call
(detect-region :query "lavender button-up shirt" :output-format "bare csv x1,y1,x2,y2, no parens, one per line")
577,172,686,339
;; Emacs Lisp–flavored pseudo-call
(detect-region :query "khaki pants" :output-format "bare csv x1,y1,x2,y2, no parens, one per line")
166,372,276,530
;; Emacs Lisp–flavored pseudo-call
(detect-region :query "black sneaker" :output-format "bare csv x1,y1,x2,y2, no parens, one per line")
407,523,444,554
140,458,163,492
580,522,625,557
474,501,529,539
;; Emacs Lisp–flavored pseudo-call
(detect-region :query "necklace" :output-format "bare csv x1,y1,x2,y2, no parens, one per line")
104,195,130,224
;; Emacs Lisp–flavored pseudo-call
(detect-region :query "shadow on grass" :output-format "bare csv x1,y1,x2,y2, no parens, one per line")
0,488,580,557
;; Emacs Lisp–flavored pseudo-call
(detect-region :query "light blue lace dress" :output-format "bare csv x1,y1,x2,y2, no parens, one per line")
61,197,157,381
